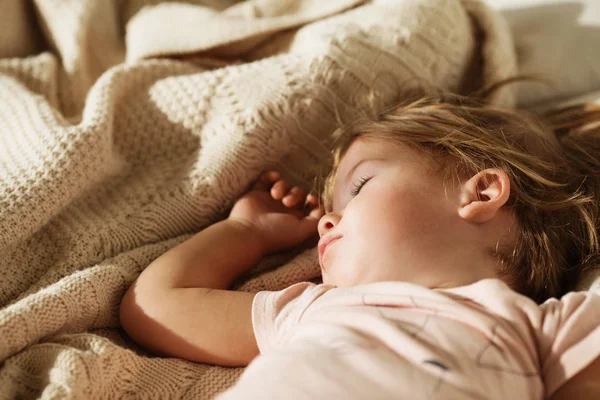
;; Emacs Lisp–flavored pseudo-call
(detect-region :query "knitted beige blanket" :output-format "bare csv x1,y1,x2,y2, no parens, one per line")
0,0,517,398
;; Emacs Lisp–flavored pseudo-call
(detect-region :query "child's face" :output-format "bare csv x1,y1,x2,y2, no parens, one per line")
317,137,499,289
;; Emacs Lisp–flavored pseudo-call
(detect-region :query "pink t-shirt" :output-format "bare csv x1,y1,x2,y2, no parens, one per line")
217,279,600,400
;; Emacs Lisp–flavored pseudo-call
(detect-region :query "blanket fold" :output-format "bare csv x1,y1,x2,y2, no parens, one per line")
0,0,516,398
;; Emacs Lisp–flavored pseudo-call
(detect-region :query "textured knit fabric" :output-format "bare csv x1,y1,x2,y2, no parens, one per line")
0,0,517,398
218,279,600,399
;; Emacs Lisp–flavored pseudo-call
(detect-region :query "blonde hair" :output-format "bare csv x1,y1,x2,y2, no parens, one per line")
320,87,600,302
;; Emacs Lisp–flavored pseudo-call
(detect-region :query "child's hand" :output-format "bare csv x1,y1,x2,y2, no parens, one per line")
228,170,324,255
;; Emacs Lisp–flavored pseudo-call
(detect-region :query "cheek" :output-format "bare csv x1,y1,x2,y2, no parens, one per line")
351,191,440,244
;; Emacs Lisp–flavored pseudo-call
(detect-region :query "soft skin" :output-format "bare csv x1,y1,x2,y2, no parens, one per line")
318,137,518,290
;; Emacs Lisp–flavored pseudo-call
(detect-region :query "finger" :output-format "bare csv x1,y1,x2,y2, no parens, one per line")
271,179,291,200
282,186,307,208
305,194,325,219
252,170,280,191
305,193,320,208
307,205,325,220
298,214,320,238
304,193,320,211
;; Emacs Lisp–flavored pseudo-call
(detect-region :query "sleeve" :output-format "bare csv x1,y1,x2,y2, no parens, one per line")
251,281,332,355
539,291,600,397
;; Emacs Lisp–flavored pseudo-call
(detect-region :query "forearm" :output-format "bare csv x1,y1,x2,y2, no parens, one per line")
120,218,263,365
139,218,265,290
120,171,319,365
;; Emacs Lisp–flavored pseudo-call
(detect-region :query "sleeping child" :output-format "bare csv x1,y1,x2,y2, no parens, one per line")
119,87,600,399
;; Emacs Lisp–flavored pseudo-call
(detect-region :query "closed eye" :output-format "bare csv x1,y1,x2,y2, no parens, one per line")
350,175,372,196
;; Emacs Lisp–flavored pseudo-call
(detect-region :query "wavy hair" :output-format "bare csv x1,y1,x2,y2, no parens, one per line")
320,84,600,302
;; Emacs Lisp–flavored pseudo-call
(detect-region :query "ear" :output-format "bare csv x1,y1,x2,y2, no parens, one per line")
458,169,511,223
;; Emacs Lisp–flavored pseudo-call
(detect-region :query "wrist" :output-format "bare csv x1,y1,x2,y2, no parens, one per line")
225,218,269,255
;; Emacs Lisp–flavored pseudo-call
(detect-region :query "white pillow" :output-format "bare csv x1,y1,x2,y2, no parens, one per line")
484,0,600,108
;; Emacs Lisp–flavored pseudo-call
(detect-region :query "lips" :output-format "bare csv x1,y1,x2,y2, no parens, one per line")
318,234,341,266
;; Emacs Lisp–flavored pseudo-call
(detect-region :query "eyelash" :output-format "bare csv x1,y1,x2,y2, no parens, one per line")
350,175,372,196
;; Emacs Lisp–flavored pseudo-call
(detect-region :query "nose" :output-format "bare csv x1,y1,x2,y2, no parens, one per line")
318,212,341,237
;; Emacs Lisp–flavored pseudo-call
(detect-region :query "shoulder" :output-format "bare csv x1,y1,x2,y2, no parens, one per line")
255,281,335,305
253,281,336,322
437,278,538,310
251,281,337,354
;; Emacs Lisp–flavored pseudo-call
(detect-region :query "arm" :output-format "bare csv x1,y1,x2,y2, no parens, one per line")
119,171,322,367
550,356,600,400
120,219,263,367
